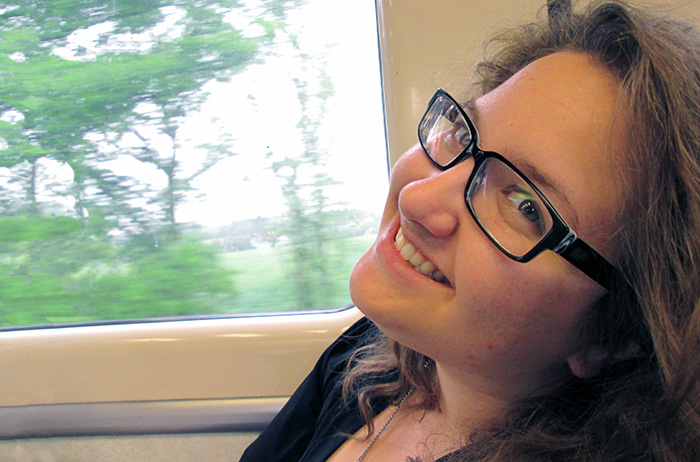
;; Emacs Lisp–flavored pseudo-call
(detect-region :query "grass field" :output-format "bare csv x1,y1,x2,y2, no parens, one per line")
220,235,375,313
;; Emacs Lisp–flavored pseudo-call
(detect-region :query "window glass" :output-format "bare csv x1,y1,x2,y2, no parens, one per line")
0,0,386,327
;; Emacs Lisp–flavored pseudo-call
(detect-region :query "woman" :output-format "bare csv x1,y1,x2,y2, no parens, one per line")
241,1,700,460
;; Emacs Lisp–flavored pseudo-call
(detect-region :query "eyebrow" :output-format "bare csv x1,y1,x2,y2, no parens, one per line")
464,99,480,125
464,99,580,228
516,160,579,228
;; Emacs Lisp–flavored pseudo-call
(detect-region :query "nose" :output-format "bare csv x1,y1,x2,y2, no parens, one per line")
397,155,474,238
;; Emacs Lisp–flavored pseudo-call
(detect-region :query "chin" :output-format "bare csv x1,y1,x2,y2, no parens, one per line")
349,244,380,315
350,260,408,339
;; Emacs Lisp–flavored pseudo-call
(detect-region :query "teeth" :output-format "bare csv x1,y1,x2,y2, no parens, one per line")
409,250,424,267
400,242,417,261
394,227,450,285
418,260,435,275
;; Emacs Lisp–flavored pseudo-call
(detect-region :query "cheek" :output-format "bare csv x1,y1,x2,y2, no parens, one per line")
452,258,600,359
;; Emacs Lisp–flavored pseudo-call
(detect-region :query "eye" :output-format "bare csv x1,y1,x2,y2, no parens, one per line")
444,106,460,123
514,197,539,222
504,188,547,237
454,125,471,147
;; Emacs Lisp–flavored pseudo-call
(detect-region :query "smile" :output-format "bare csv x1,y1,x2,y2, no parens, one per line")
394,227,450,286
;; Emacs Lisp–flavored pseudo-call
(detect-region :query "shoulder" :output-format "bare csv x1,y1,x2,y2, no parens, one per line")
312,316,380,391
326,317,379,361
239,317,379,462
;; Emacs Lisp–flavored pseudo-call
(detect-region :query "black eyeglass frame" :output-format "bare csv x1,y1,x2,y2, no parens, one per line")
418,89,619,290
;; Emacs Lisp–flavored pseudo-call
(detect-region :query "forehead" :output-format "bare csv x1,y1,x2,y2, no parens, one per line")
472,51,627,255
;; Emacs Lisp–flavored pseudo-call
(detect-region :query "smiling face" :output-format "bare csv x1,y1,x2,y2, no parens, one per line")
350,52,628,400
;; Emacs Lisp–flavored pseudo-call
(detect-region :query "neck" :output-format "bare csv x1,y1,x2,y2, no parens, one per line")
381,363,513,460
431,362,512,433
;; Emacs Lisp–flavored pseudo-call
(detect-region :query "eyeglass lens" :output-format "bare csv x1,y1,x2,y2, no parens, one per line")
467,159,554,258
420,93,555,258
419,94,474,166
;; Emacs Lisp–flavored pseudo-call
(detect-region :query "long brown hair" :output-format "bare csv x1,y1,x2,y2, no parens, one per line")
344,1,700,460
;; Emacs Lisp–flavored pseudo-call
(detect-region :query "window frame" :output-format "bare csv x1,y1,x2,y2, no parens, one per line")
0,306,362,437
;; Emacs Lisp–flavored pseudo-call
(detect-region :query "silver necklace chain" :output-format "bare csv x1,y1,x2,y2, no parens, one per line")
355,389,413,462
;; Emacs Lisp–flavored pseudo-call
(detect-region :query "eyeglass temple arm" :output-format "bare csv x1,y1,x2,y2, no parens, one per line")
558,238,617,290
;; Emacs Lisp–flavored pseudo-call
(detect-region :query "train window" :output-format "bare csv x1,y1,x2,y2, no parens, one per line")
0,0,386,328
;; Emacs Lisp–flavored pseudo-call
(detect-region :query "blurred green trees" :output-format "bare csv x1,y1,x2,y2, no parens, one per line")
0,0,380,327
0,0,259,326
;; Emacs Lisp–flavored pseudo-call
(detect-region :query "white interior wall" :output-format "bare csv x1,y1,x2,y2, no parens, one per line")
378,0,700,167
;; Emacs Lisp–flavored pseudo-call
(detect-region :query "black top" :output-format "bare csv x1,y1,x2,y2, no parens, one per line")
239,317,384,462
239,317,455,462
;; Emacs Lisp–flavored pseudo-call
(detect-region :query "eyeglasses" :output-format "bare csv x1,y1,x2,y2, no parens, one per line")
417,89,618,290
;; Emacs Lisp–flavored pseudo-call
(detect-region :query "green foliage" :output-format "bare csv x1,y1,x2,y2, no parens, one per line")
0,1,260,327
0,216,81,242
0,230,238,325
0,0,259,229
78,237,238,319
222,235,374,312
0,0,376,328
268,27,346,310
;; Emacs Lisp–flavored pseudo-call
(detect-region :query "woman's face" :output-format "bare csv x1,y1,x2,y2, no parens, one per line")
350,52,627,399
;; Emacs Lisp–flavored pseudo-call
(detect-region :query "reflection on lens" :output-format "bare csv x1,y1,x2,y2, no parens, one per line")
422,95,473,166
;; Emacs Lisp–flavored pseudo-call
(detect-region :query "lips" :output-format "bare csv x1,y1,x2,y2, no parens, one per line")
394,227,450,286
